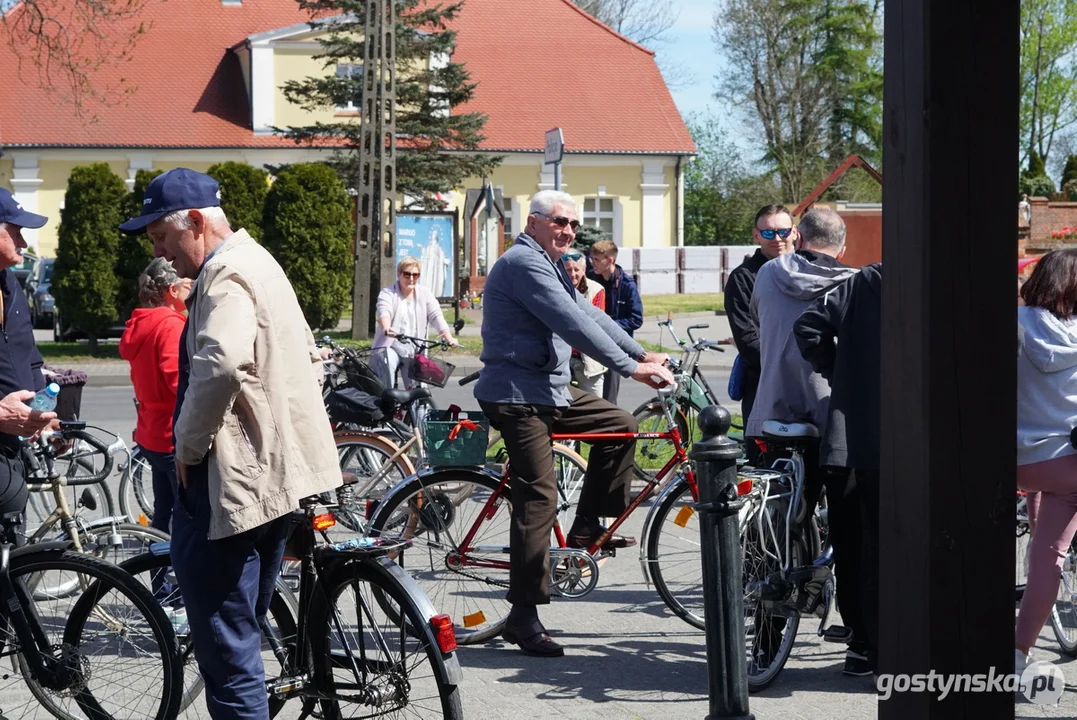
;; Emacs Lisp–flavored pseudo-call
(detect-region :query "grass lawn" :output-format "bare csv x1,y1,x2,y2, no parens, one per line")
37,342,121,361
641,293,724,317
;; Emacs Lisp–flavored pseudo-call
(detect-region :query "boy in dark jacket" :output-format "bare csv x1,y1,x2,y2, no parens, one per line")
794,261,881,675
587,239,643,405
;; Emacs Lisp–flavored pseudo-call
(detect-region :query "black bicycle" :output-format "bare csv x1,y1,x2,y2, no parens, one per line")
0,541,182,719
122,479,464,718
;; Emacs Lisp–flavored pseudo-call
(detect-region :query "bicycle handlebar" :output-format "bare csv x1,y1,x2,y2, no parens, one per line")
34,427,116,485
459,370,480,387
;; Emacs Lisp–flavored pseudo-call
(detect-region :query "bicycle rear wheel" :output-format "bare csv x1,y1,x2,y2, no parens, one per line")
368,468,513,644
743,518,803,692
118,446,155,525
308,557,462,719
552,443,587,531
0,544,181,720
333,431,416,534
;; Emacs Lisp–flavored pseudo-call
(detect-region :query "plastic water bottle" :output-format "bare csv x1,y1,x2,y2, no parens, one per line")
19,382,59,440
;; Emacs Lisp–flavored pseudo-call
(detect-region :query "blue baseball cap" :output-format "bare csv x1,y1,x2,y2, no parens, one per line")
119,168,222,232
0,188,47,229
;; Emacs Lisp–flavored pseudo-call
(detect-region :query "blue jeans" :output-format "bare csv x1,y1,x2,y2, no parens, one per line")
139,446,177,534
170,464,291,719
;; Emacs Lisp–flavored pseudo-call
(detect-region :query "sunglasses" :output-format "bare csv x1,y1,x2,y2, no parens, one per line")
758,228,794,240
561,253,583,263
400,271,420,279
533,211,580,231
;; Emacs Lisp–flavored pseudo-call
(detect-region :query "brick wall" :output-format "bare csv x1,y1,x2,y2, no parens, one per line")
1029,197,1077,244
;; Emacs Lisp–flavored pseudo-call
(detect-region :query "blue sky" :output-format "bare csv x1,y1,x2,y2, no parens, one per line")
660,0,723,121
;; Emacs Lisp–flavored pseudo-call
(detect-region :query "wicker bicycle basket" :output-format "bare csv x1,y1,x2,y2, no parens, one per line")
423,409,489,467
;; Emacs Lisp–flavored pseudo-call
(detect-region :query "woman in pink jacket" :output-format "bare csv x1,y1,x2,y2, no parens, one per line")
373,256,457,389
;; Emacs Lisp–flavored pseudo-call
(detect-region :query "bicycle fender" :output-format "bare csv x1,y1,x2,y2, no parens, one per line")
73,516,134,532
8,540,75,561
366,555,465,685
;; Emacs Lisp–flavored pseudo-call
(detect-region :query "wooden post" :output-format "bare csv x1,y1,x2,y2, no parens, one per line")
880,1,1018,717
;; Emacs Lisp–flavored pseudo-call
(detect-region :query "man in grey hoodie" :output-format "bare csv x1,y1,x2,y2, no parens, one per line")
474,190,673,658
747,207,859,672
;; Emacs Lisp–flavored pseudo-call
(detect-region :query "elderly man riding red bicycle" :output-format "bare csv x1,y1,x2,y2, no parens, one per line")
472,190,673,657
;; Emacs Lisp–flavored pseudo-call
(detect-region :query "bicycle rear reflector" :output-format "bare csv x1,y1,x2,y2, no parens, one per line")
736,479,754,495
430,614,458,653
313,513,337,531
462,610,486,628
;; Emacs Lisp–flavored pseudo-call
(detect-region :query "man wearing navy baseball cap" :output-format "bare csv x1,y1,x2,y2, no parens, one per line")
0,188,58,545
120,168,340,718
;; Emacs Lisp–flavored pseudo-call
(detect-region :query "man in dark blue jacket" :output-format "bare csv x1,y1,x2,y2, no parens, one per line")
587,240,643,405
0,189,59,543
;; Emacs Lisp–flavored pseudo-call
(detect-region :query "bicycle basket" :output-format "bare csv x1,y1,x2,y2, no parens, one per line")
422,409,489,466
343,349,387,396
411,353,455,388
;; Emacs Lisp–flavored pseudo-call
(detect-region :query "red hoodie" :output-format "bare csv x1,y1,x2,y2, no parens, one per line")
119,306,185,453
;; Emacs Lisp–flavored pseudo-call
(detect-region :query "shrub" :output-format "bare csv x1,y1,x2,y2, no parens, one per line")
572,224,607,255
116,168,163,318
262,163,353,331
1062,155,1077,189
1020,174,1056,198
208,162,269,242
53,163,127,351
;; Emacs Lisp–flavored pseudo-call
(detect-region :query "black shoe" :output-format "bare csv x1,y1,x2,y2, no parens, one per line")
844,650,874,677
502,618,565,657
567,524,636,550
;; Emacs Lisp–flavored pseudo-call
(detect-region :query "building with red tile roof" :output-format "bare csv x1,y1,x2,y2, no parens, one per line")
1,0,694,259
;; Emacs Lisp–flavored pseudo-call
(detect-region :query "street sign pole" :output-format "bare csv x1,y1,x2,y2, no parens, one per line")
545,127,564,191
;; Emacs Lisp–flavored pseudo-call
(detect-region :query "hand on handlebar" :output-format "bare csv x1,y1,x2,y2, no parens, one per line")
631,361,675,390
639,350,671,367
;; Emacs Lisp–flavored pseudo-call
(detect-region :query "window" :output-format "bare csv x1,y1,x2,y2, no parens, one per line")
501,196,514,243
335,64,364,112
583,197,614,238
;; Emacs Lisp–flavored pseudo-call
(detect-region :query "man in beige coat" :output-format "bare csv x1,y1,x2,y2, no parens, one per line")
120,168,339,719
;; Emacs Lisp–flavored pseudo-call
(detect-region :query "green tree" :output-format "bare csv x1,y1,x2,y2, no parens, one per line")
714,0,883,202
1061,154,1077,187
53,163,126,352
573,225,606,255
116,168,162,319
683,114,782,245
262,163,354,331
1020,0,1077,169
282,1,500,209
207,162,269,242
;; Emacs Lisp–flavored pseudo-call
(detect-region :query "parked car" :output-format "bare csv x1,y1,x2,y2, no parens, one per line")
52,308,127,343
12,252,36,289
25,257,54,329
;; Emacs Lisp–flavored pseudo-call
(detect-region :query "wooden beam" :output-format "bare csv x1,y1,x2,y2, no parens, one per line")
880,1,1017,717
792,154,883,217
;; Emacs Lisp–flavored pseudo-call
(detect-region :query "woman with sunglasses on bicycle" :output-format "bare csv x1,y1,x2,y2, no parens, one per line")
374,256,458,389
561,252,606,396
1016,248,1077,675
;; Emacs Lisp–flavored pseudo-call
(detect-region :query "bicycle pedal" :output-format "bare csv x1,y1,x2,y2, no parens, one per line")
822,625,854,644
266,674,309,695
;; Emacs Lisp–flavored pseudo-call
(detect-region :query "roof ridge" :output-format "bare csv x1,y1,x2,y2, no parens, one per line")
556,0,655,57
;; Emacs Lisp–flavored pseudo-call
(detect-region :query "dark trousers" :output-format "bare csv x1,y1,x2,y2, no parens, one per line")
479,386,638,606
0,451,27,546
740,374,763,465
601,369,622,406
846,468,879,662
140,447,177,534
171,464,291,719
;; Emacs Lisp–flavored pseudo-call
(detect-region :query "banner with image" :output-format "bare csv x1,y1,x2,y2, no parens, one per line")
395,213,456,299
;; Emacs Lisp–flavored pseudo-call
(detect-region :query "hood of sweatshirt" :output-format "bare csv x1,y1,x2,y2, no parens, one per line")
859,262,881,296
119,307,183,362
768,251,858,301
1019,305,1077,373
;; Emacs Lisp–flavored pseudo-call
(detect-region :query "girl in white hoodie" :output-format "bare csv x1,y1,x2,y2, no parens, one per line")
1016,249,1077,671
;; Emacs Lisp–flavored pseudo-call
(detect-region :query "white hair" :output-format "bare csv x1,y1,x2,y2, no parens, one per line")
529,190,577,217
160,205,229,230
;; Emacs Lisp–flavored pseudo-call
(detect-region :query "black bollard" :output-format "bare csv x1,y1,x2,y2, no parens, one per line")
689,404,754,720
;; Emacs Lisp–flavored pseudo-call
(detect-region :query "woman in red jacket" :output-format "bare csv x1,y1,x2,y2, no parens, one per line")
119,258,190,533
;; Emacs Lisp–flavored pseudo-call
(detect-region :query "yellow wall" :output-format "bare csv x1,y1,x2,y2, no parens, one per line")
274,49,352,129
0,159,12,192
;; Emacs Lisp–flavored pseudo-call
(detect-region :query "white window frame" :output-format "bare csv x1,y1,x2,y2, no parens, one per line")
335,63,363,113
583,196,615,238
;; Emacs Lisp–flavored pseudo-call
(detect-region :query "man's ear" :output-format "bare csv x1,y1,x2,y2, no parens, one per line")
187,209,205,234
837,245,848,261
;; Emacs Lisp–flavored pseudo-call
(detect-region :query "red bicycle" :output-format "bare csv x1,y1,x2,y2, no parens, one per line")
366,364,713,643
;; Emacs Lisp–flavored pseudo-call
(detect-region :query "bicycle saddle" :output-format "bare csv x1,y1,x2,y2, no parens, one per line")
380,387,432,408
761,420,819,439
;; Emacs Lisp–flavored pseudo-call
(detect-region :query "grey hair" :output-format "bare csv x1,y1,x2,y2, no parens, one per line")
160,205,229,230
529,190,577,217
798,208,847,251
138,257,182,307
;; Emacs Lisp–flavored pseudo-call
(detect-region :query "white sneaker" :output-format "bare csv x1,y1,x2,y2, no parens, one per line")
1016,648,1034,694
166,607,189,637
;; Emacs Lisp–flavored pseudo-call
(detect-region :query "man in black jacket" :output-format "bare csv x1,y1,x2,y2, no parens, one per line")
725,204,797,460
794,262,881,676
588,239,643,405
0,189,59,543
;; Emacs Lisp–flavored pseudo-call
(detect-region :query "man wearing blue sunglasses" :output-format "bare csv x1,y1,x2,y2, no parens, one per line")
724,204,797,463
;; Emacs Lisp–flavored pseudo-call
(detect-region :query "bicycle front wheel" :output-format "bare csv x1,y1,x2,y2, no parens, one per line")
368,468,513,644
308,557,462,719
631,400,690,489
646,474,704,630
0,545,181,720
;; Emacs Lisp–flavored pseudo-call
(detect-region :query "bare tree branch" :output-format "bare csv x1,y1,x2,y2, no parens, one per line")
573,0,678,47
1,0,157,120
